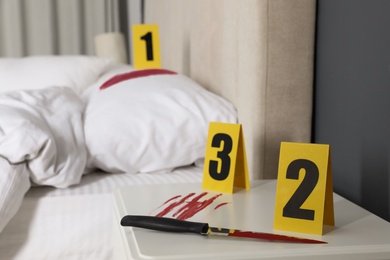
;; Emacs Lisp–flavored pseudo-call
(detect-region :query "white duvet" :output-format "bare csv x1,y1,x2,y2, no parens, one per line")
0,60,238,238
0,87,87,232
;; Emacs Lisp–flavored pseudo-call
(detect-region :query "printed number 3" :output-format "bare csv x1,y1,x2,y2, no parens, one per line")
209,133,232,181
140,32,153,61
283,159,319,220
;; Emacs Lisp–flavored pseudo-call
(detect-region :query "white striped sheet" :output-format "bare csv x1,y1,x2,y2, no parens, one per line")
0,166,203,260
0,194,113,260
26,165,203,197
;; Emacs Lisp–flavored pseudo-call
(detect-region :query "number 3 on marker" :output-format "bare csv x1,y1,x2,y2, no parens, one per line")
132,24,161,69
209,133,233,181
202,122,250,194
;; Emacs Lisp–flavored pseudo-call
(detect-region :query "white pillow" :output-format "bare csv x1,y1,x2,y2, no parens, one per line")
84,69,238,173
0,55,112,95
81,63,135,102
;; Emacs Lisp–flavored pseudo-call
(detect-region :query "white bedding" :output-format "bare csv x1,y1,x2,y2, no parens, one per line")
0,55,237,259
0,167,203,260
0,86,87,233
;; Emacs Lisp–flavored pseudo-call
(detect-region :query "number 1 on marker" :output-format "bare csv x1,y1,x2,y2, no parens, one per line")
132,24,161,69
140,32,154,61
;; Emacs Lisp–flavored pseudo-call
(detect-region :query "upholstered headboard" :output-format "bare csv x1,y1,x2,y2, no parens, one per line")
144,0,316,179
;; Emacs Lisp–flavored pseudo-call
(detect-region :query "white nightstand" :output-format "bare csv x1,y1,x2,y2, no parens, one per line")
112,180,390,259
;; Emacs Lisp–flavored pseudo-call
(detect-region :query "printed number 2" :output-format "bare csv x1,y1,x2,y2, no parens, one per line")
209,133,232,181
140,32,153,61
283,159,319,220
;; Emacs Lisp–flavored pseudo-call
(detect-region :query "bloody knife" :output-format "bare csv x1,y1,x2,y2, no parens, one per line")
120,215,326,244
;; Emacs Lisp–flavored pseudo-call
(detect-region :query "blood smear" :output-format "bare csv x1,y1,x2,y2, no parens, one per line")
155,192,228,220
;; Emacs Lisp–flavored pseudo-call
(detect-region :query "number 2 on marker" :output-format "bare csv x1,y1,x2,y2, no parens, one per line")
274,142,334,235
282,159,319,220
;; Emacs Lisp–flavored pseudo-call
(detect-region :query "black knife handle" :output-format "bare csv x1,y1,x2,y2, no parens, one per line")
121,215,209,235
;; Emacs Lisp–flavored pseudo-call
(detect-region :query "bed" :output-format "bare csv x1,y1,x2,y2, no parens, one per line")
0,0,316,259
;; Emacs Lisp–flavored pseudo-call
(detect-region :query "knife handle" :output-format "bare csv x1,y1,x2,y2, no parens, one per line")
121,215,209,235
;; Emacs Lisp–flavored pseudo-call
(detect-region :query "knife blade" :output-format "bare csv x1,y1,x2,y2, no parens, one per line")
120,215,326,244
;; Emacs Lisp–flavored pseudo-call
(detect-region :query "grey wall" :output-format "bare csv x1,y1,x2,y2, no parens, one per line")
314,0,390,221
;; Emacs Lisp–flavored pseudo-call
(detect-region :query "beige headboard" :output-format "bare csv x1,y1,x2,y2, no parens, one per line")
144,0,316,180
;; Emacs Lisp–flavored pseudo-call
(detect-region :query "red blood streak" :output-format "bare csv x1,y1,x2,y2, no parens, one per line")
100,68,177,90
162,195,182,205
173,193,223,220
228,231,327,244
214,202,229,210
155,193,195,217
155,192,224,220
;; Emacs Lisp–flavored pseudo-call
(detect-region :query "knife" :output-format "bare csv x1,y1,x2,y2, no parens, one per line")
120,215,326,244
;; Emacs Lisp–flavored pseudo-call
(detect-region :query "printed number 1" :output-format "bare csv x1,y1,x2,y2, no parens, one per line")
209,133,232,181
282,159,319,220
140,32,153,61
